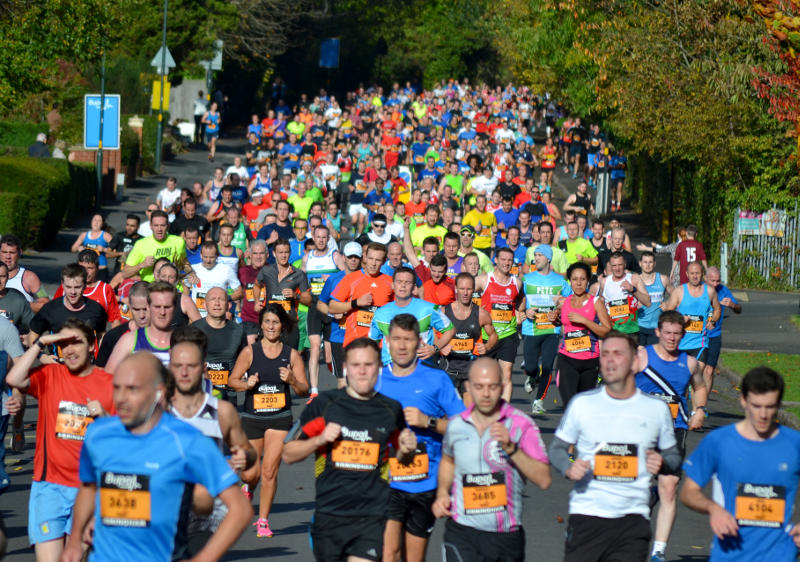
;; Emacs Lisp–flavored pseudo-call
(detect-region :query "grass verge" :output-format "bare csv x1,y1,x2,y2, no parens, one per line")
720,351,800,418
791,315,800,331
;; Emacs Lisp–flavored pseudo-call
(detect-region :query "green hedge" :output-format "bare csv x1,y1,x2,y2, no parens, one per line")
0,121,48,147
0,156,95,248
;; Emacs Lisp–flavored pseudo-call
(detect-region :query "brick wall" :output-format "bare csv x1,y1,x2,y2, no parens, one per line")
68,149,122,200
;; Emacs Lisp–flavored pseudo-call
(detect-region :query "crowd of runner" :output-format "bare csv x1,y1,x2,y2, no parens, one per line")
0,79,796,562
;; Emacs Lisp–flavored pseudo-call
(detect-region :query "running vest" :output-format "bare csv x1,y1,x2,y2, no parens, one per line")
601,273,640,334
231,223,248,253
444,304,482,371
133,328,170,366
217,246,239,274
170,393,224,449
306,248,339,296
481,273,519,340
243,342,292,419
446,257,463,279
558,295,600,359
326,212,341,233
638,274,665,330
206,112,220,133
208,180,224,202
635,346,692,430
7,267,34,303
574,192,592,215
252,174,271,191
677,284,711,351
84,230,109,268
541,145,557,169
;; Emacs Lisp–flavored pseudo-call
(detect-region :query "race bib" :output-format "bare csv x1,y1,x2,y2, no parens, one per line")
490,304,513,324
608,298,630,319
564,329,591,353
735,483,785,528
462,472,508,514
685,315,703,334
100,472,151,527
207,362,230,387
593,443,639,482
269,296,291,312
451,338,474,353
253,391,286,412
534,311,555,331
651,393,681,420
356,307,375,328
389,443,429,482
331,440,380,471
55,401,93,441
195,294,206,311
310,279,326,296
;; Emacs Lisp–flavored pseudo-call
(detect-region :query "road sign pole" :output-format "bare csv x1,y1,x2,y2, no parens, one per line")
155,0,168,172
96,50,106,210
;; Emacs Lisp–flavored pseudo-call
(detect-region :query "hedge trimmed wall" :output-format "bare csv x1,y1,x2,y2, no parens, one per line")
0,157,95,248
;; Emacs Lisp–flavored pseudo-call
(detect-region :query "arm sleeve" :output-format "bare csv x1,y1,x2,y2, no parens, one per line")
548,436,573,476
660,444,683,474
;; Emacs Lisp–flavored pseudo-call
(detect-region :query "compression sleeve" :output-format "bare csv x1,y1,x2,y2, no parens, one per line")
660,444,683,475
548,436,573,477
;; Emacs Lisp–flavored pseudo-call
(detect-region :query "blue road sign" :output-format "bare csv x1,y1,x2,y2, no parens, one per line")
319,38,340,69
84,94,121,150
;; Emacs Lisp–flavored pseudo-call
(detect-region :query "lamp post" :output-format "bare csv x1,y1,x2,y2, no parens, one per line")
155,0,168,172
96,50,106,210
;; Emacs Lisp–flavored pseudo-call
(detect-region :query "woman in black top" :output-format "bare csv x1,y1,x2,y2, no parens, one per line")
229,303,308,538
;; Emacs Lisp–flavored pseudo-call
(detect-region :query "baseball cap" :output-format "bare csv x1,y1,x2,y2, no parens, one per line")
459,225,476,236
343,241,362,258
534,244,553,261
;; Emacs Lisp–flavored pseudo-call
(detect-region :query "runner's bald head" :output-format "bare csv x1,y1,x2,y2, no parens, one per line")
468,357,502,385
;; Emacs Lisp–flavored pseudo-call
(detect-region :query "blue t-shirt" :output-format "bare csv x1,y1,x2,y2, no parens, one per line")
410,142,430,166
376,362,465,493
79,414,238,562
521,271,571,336
319,270,347,343
684,424,800,562
186,246,202,266
279,143,303,170
709,284,737,338
494,208,520,229
417,168,441,183
368,298,453,365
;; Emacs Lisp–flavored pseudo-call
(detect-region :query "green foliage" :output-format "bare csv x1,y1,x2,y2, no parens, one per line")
0,121,48,148
0,157,95,248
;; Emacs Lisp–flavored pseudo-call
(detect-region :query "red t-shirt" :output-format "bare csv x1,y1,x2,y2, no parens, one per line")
514,192,532,209
28,364,114,487
242,201,271,235
54,281,121,324
332,271,394,346
422,278,455,307
405,202,427,225
674,240,706,284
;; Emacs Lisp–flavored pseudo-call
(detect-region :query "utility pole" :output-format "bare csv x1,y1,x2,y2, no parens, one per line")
155,0,168,172
96,50,106,211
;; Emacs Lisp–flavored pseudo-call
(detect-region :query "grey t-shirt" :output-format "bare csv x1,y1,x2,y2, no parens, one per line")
0,315,24,358
0,288,34,334
255,264,309,319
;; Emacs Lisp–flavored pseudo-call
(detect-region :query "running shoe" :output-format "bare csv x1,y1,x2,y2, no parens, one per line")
241,483,253,502
255,518,273,538
531,399,546,415
524,377,534,394
306,392,318,405
650,553,666,562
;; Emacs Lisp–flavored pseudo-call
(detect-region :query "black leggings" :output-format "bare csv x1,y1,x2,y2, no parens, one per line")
556,354,599,407
523,334,558,400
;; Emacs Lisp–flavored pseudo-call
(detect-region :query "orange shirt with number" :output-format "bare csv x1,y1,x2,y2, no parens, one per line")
332,271,394,346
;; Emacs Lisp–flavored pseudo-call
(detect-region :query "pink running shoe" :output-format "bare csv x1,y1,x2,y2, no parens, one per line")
255,518,273,538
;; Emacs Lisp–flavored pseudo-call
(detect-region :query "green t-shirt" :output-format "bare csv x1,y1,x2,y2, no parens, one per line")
126,234,186,282
444,174,464,198
306,186,324,204
561,238,598,265
411,224,448,248
458,249,494,274
286,121,306,137
287,194,315,220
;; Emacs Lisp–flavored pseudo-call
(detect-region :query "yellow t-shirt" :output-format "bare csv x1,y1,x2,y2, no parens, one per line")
462,210,496,249
411,224,448,248
125,235,187,282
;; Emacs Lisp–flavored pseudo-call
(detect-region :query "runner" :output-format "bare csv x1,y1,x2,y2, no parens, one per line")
106,215,142,277
167,325,257,554
105,282,177,372
316,242,363,389
551,262,612,407
698,266,741,392
194,287,247,402
70,213,112,282
6,320,114,561
187,241,243,318
598,226,640,274
475,247,522,401
153,261,202,328
0,234,49,312
302,225,344,399
53,250,122,328
433,357,551,562
376,314,465,562
329,242,394,347
663,261,721,358
681,367,800,561
253,238,312,351
634,310,708,562
61,351,251,562
203,101,221,161
0,262,34,334
596,252,651,338
238,239,268,344
122,210,188,283
638,251,672,346
558,221,598,267
521,245,572,414
671,224,708,285
419,255,456,307
96,281,149,369
462,194,496,257
549,331,682,561
524,222,567,275
282,338,417,562
368,267,454,366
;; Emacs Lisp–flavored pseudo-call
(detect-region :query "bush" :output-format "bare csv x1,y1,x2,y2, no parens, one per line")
0,121,48,148
0,156,95,248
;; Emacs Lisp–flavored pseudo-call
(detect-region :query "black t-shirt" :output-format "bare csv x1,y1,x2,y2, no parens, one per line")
169,214,210,237
96,321,130,367
193,318,247,390
598,249,641,275
30,298,108,337
497,182,521,200
296,388,406,516
108,232,143,274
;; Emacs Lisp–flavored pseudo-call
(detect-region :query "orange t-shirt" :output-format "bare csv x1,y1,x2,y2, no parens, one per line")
331,271,394,346
405,201,427,225
28,364,115,487
422,278,455,307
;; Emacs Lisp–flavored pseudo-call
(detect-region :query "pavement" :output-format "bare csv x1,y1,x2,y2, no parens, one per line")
3,135,799,560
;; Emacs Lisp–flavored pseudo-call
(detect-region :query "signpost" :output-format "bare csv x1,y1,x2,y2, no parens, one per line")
200,40,223,106
150,0,174,172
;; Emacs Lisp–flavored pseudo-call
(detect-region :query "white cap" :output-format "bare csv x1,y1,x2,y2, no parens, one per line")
343,241,362,258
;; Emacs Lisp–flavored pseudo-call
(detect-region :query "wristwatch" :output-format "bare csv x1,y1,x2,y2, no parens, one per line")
427,416,438,430
691,406,707,416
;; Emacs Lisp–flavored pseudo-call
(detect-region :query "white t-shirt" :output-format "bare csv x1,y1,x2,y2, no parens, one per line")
191,263,241,318
324,107,341,128
193,98,207,116
225,165,249,180
554,387,676,518
157,188,181,213
138,221,152,238
470,175,498,197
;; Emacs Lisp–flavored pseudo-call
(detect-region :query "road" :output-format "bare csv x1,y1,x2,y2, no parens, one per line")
3,136,798,560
